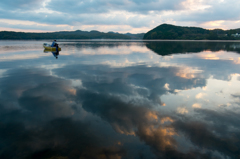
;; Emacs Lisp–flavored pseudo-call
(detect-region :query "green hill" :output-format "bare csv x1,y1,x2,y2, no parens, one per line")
143,24,240,40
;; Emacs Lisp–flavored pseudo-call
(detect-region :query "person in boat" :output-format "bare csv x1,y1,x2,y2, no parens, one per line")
51,40,59,52
51,40,57,47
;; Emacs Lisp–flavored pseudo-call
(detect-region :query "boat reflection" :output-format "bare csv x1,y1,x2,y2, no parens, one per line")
44,49,60,59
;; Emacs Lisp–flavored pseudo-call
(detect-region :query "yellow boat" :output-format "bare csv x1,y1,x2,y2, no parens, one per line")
43,43,61,51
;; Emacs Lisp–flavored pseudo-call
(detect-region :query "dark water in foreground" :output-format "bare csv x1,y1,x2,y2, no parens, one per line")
1,40,240,159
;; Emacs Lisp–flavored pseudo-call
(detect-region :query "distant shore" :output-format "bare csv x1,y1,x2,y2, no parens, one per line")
0,30,144,40
1,23,240,40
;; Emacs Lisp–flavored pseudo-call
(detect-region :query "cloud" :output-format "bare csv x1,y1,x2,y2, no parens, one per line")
0,60,240,158
0,0,43,10
1,0,240,32
173,108,240,158
53,63,206,107
0,61,207,158
0,67,177,158
0,20,72,32
0,68,133,159
192,103,202,108
46,0,185,14
195,93,205,99
177,107,189,114
0,68,77,123
75,89,192,157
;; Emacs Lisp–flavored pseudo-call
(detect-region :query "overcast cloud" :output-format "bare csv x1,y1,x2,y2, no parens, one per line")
0,0,240,33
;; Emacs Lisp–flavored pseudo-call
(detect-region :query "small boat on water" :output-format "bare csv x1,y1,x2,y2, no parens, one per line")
43,43,61,51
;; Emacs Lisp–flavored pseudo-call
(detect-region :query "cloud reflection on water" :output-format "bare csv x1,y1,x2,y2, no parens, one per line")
1,41,240,158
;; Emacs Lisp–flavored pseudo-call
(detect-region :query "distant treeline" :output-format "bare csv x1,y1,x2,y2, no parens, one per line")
0,30,145,40
143,24,240,40
1,24,240,40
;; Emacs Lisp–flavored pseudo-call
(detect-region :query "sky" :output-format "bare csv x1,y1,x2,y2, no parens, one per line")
0,0,240,33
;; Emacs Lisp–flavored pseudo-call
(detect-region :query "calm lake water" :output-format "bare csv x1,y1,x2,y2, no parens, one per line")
1,40,240,159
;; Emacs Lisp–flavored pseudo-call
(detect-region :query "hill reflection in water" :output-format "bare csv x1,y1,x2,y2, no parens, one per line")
146,41,240,56
0,41,240,159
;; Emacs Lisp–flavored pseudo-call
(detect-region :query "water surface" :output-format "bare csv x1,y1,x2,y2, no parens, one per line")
1,40,240,159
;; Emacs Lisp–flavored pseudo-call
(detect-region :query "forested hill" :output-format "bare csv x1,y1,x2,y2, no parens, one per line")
0,30,144,40
143,24,240,40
